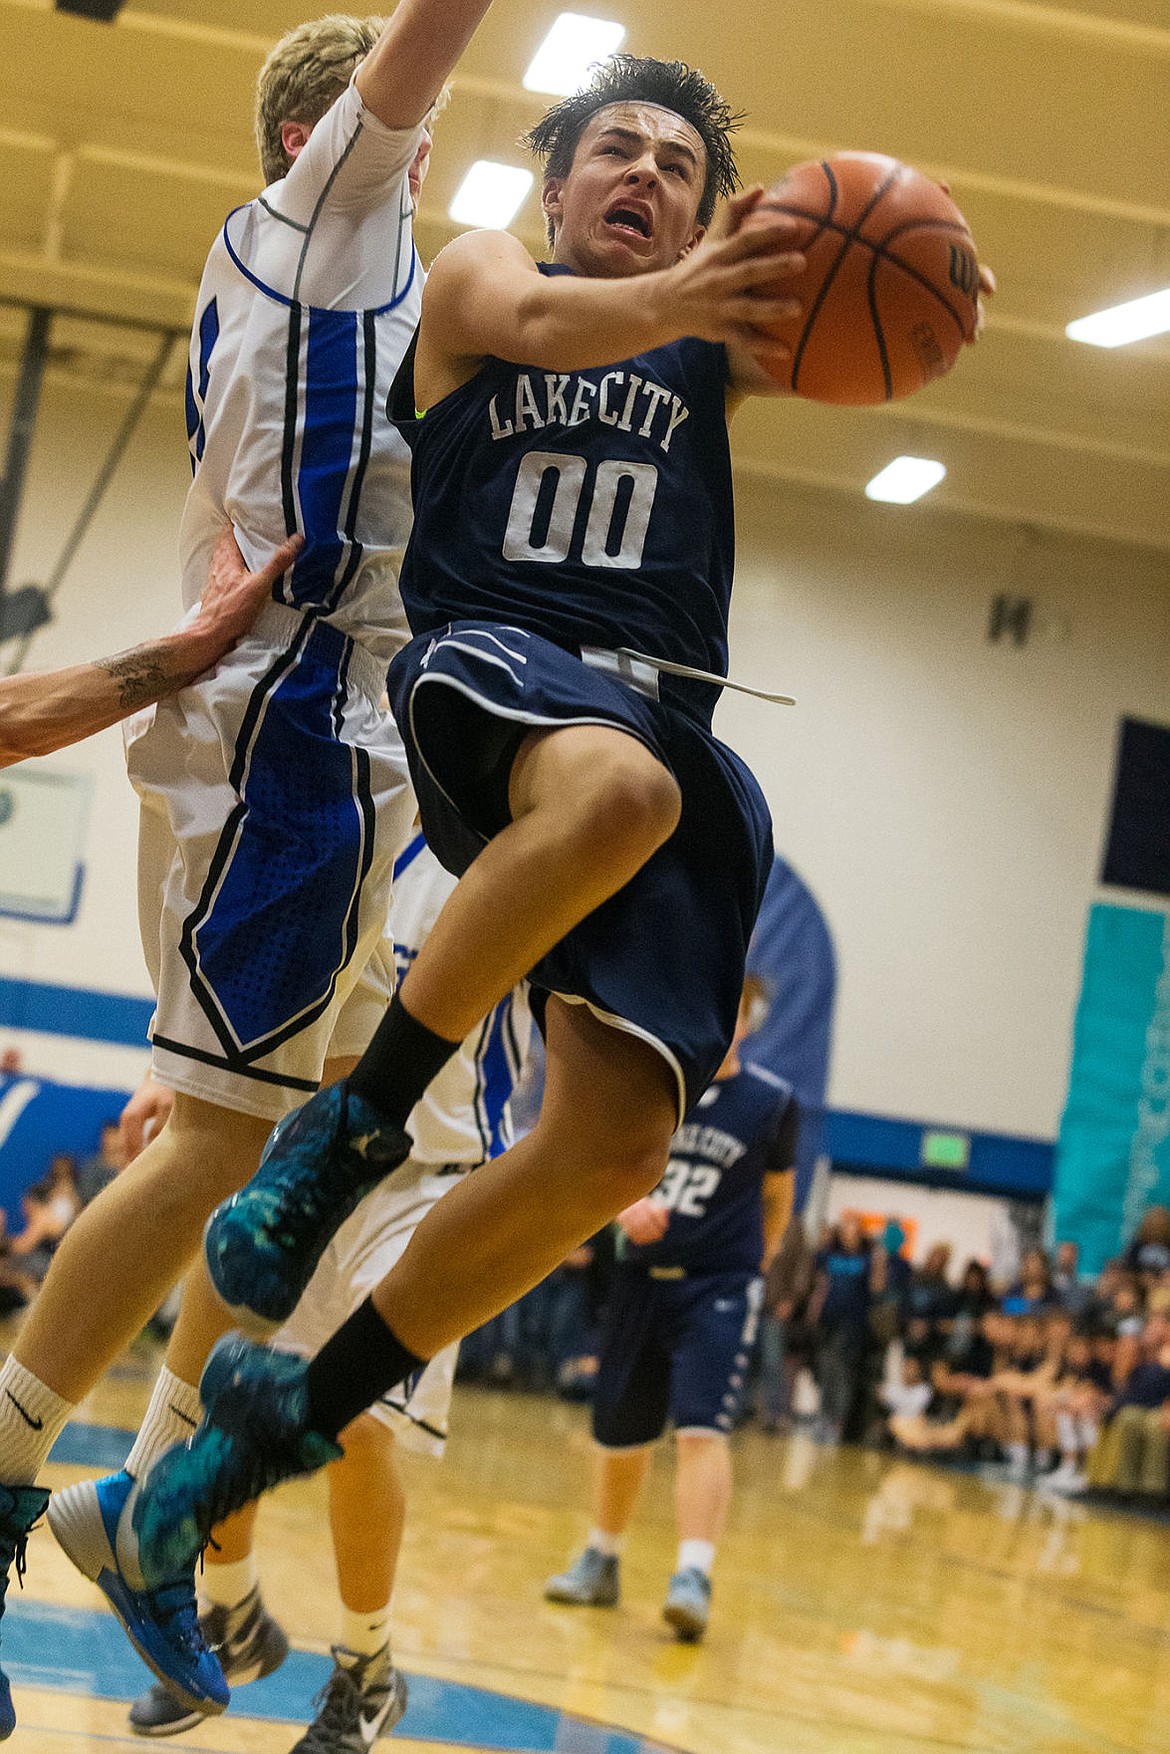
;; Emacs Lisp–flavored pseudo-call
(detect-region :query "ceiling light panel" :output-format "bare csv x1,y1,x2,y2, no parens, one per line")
524,13,627,96
1065,288,1170,349
448,162,535,230
865,457,947,504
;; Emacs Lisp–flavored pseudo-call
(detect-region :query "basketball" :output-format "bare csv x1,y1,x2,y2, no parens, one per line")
752,152,981,405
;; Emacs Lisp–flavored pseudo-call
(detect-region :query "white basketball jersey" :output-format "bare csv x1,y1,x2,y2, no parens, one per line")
391,835,533,1164
181,79,423,664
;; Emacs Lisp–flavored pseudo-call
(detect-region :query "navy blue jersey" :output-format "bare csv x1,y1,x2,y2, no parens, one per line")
391,265,735,727
621,1062,796,1275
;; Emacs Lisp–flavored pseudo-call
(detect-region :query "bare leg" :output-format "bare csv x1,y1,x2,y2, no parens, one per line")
15,1094,271,1400
371,998,678,1356
590,1445,651,1538
164,1057,359,1385
674,1433,732,1546
327,1414,404,1616
399,723,681,1041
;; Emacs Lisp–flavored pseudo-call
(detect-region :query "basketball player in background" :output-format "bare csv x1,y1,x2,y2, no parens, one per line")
119,834,531,1748
0,2,498,1735
130,55,994,1685
0,531,300,769
545,978,796,1641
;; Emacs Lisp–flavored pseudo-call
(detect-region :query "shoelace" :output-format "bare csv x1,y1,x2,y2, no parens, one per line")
0,1532,29,1600
299,1668,366,1750
148,1577,215,1661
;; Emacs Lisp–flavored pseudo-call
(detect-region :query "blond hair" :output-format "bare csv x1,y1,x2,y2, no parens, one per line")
255,14,387,186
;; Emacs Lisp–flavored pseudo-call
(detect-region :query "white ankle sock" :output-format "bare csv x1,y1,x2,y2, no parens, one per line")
124,1367,201,1481
676,1539,715,1576
339,1605,391,1658
0,1357,74,1485
201,1556,258,1611
586,1527,623,1558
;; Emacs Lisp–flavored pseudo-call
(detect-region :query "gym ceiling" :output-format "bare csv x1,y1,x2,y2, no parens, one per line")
0,0,1166,553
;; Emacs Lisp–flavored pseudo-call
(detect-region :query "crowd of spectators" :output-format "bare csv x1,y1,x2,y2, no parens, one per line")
457,1202,1170,1512
7,1101,1170,1516
0,1122,126,1314
792,1204,1170,1504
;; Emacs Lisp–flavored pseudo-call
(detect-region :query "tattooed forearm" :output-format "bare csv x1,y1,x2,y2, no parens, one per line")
98,642,197,710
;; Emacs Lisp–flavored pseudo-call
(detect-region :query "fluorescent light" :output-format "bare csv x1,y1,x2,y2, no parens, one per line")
449,162,534,229
524,13,626,95
1066,288,1170,348
865,457,947,504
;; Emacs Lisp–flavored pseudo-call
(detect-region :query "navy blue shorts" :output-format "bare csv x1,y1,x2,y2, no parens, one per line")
591,1267,765,1446
385,621,773,1113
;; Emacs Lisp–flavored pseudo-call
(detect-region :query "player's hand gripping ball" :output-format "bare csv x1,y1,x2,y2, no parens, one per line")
749,152,982,405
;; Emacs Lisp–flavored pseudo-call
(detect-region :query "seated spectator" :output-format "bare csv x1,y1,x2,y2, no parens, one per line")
75,1120,128,1207
1050,1240,1092,1317
1123,1206,1170,1291
1040,1329,1114,1493
991,1310,1066,1476
1005,1247,1059,1314
877,1354,933,1441
1085,1313,1170,1497
0,1213,28,1318
8,1154,80,1289
889,1310,1001,1457
903,1242,959,1336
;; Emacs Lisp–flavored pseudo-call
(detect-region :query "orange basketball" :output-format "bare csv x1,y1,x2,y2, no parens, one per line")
753,152,981,405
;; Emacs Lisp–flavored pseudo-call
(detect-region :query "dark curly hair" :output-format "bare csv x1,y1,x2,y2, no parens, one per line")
523,55,742,244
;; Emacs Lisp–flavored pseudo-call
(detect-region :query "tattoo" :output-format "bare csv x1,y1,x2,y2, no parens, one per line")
99,643,195,709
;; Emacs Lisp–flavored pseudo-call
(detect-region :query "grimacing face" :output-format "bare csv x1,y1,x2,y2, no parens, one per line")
542,102,709,278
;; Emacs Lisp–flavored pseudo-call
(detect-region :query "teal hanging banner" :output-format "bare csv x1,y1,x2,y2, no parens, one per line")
1054,904,1170,1274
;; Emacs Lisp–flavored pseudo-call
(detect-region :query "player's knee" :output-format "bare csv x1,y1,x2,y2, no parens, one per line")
592,1129,673,1209
583,755,681,865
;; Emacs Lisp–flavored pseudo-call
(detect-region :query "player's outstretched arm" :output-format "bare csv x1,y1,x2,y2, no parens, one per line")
0,531,301,769
355,0,497,131
415,194,806,404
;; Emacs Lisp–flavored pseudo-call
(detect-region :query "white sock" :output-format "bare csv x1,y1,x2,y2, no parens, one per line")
200,1555,258,1611
339,1605,391,1659
1006,1442,1029,1470
1056,1412,1077,1458
1034,1447,1054,1470
677,1539,716,1576
0,1357,74,1485
586,1527,623,1558
1077,1417,1099,1451
124,1367,201,1481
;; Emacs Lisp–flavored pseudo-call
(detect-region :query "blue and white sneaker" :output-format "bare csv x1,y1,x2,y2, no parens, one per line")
662,1567,711,1642
134,1337,341,1590
0,1482,50,1739
205,1083,410,1336
47,1471,227,1715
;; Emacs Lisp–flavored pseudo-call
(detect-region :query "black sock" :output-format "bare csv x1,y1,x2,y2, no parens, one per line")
346,990,461,1131
305,1297,427,1443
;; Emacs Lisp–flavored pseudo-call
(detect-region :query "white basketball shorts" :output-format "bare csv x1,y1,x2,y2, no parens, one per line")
127,601,413,1121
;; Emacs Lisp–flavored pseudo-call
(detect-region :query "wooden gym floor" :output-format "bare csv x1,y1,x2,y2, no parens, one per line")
9,1339,1170,1754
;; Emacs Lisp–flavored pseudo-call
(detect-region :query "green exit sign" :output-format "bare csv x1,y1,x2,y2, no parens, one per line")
921,1130,971,1171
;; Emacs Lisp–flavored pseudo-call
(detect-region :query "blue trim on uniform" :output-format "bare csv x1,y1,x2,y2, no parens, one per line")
221,205,419,316
477,994,516,1156
178,620,374,1061
4,1601,680,1751
186,296,219,466
392,830,428,882
286,306,358,608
